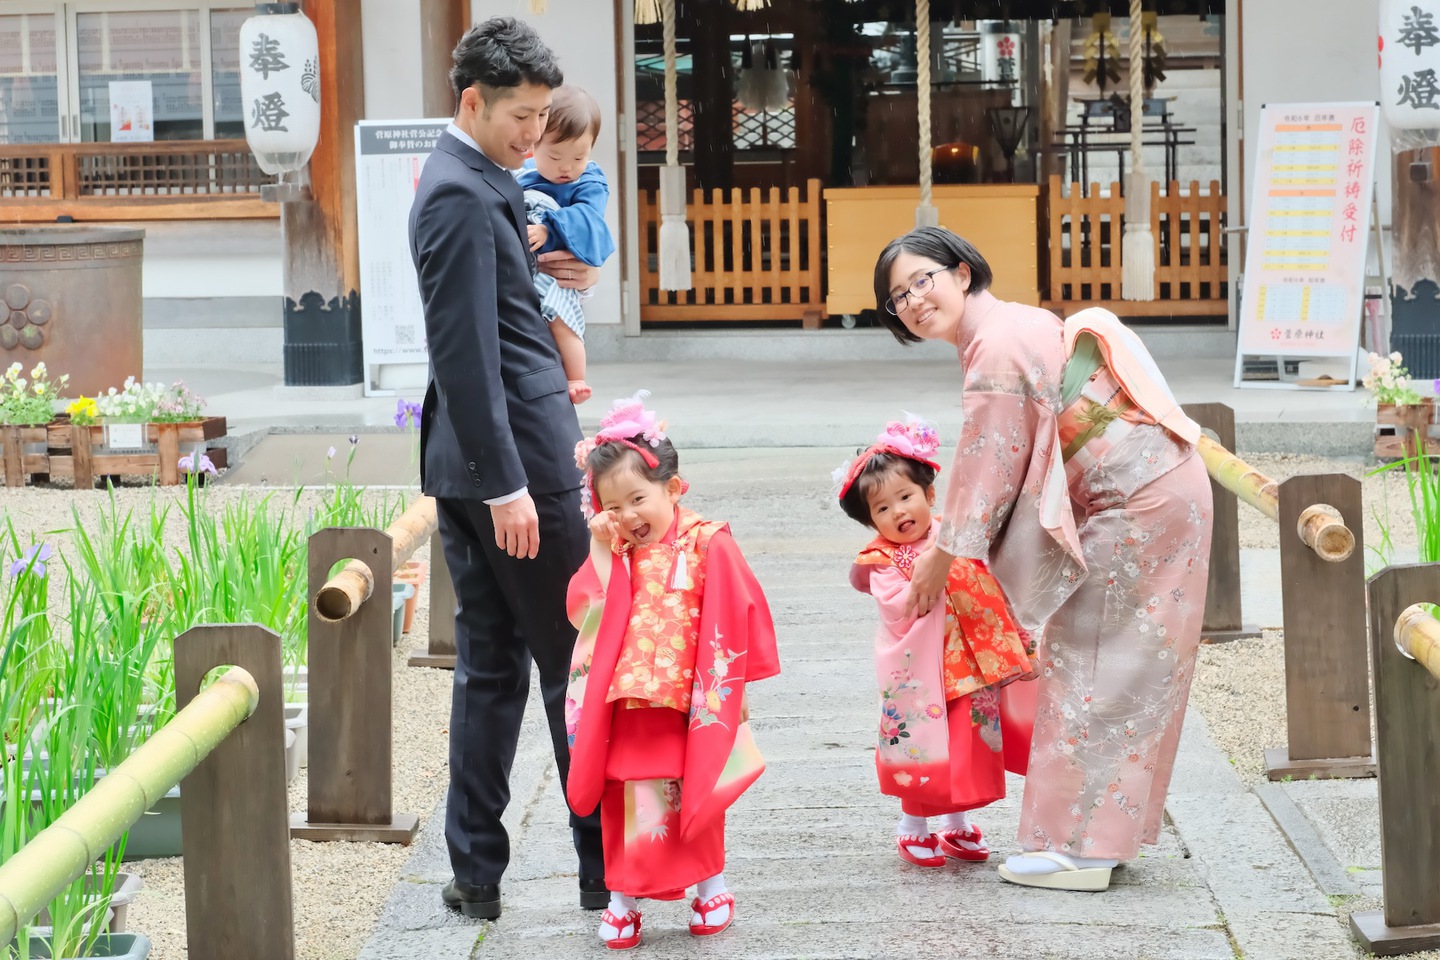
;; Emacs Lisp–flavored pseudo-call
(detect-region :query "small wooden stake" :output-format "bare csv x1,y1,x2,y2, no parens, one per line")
408,535,457,670
2,425,24,487
1182,403,1261,643
1351,564,1440,955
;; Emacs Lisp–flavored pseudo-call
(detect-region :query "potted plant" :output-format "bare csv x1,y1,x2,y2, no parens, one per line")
1367,351,1433,459
0,363,68,485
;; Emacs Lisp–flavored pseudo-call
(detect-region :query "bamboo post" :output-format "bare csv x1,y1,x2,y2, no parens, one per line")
1266,473,1375,781
294,525,419,843
314,496,437,622
1182,403,1260,643
1352,565,1440,955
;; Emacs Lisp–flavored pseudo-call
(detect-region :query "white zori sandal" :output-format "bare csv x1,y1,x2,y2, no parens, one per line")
996,851,1115,892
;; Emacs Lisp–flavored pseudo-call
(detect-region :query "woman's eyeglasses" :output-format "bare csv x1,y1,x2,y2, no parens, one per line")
885,268,952,316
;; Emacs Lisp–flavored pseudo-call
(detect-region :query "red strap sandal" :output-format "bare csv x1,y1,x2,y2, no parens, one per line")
689,892,736,936
600,908,642,950
897,833,948,867
937,824,990,862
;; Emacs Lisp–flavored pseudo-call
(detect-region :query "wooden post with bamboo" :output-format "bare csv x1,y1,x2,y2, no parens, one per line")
1352,564,1440,955
1187,405,1373,779
294,503,432,844
0,624,294,958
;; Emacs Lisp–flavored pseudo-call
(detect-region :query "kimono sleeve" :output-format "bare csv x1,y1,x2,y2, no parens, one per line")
703,530,781,683
867,564,923,633
938,349,1054,560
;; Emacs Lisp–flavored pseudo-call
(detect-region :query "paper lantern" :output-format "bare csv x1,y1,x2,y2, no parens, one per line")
1381,0,1440,129
239,2,321,176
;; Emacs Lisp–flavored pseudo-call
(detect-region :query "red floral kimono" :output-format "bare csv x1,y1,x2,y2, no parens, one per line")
851,521,1038,817
566,508,780,899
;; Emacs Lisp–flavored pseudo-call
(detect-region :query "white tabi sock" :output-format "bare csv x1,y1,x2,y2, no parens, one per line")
939,811,971,834
693,873,731,927
599,893,640,941
896,813,936,859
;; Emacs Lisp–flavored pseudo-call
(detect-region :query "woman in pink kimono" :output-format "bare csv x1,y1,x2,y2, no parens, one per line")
871,226,1213,892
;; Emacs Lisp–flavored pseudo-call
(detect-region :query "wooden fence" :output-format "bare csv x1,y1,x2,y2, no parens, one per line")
0,140,274,221
637,178,825,322
1044,175,1228,317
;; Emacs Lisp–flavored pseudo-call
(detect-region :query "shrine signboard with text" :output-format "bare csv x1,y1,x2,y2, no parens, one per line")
1234,102,1379,389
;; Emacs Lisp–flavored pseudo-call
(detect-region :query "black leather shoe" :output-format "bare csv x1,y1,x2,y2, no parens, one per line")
579,878,609,910
442,880,501,920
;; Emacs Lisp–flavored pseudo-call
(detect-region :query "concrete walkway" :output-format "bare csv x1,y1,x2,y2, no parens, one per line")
355,449,1360,960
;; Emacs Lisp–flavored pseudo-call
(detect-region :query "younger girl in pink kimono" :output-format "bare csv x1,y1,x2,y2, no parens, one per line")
838,417,1038,868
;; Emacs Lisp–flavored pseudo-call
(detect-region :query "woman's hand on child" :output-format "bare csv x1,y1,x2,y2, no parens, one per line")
527,223,549,252
904,545,953,618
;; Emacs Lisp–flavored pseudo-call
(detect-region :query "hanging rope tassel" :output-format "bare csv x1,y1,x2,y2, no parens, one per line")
529,0,546,13
1120,0,1156,301
656,0,692,290
914,0,939,228
634,0,662,26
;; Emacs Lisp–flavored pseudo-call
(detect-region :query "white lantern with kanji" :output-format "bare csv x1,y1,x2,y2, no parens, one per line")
1381,0,1440,129
239,2,321,175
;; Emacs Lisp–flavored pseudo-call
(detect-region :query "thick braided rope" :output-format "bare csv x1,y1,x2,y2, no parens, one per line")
1128,0,1144,178
916,0,933,211
663,0,679,168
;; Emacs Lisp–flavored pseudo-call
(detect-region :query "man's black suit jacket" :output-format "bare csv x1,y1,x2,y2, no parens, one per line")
409,131,584,501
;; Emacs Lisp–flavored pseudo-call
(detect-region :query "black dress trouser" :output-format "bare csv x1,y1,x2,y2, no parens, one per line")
435,489,605,887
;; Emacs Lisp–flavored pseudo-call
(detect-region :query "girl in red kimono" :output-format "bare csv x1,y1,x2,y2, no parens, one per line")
838,418,1038,869
565,392,780,950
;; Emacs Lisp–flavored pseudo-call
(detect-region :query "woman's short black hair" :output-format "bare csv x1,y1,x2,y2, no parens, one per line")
587,435,680,501
872,226,994,345
838,452,938,528
450,16,564,106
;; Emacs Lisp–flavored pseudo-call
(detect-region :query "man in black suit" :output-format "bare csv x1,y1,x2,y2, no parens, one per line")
408,17,605,921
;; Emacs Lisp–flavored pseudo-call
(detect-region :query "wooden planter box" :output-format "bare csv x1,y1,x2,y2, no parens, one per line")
0,425,52,485
1376,401,1440,459
0,416,227,487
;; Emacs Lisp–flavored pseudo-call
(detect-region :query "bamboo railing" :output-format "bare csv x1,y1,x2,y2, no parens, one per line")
1197,435,1355,563
314,496,438,622
1393,604,1440,680
0,669,258,943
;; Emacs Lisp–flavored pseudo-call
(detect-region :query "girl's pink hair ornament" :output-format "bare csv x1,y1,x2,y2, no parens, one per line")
574,389,671,518
832,414,942,501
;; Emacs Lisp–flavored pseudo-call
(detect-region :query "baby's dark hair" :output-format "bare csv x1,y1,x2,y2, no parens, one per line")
587,434,681,498
839,452,937,528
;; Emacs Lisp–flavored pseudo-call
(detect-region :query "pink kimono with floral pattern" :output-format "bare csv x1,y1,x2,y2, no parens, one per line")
936,290,1213,861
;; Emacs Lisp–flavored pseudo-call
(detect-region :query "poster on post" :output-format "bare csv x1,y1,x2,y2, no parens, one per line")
354,118,449,395
1233,102,1378,389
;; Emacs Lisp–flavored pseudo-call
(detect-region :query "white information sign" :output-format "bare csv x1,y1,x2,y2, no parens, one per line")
355,118,449,395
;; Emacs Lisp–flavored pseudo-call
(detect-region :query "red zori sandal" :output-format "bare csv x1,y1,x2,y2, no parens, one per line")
897,834,948,867
937,824,990,862
599,908,642,950
689,892,736,936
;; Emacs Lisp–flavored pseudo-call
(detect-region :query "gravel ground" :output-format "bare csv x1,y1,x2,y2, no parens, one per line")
3,481,453,960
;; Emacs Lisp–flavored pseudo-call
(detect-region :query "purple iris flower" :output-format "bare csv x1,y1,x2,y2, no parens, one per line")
393,398,423,429
8,543,52,580
178,453,218,476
